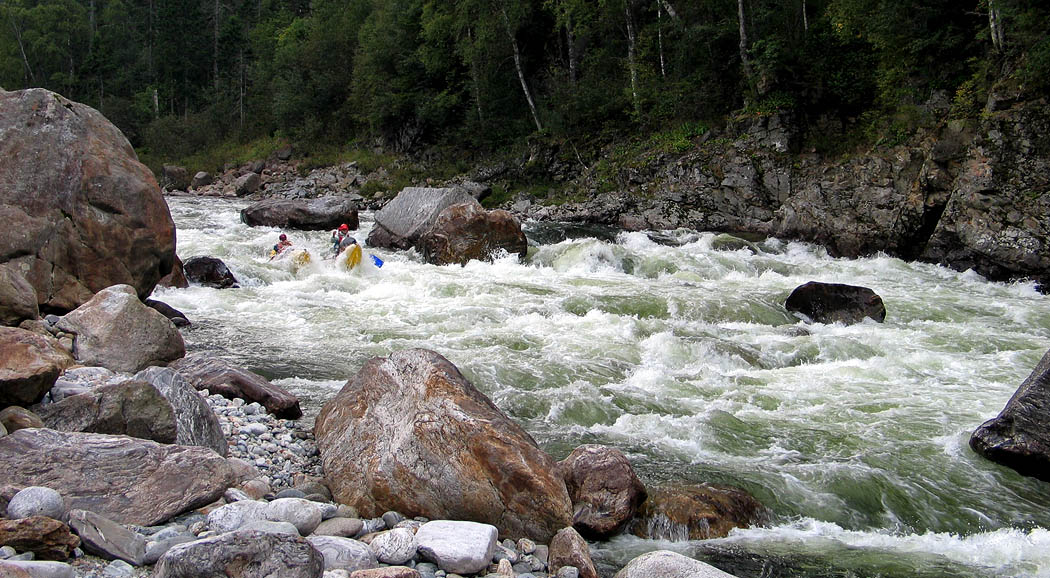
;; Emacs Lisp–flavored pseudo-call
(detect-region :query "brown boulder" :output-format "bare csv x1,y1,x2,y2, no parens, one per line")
0,88,176,313
558,444,647,540
0,327,73,407
633,484,770,541
0,428,233,526
35,380,177,443
156,255,189,289
0,264,38,327
0,406,45,433
161,165,190,191
784,281,886,324
314,349,572,542
418,203,528,266
170,352,302,419
366,187,478,250
0,516,80,560
548,526,598,578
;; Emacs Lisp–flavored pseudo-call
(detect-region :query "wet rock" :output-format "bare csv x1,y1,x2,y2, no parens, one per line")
418,203,528,266
0,89,176,313
366,187,479,250
171,352,302,419
144,299,190,327
784,281,886,324
0,517,80,560
154,530,323,578
0,429,233,526
55,284,186,372
558,444,647,540
314,349,572,542
0,328,72,407
182,256,239,289
971,347,1050,482
614,550,738,578
633,484,770,541
240,196,360,231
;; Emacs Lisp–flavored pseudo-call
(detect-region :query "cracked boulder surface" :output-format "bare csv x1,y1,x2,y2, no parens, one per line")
0,88,175,314
314,348,572,543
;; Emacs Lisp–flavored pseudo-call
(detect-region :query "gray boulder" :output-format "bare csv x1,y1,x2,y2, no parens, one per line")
304,536,377,572
234,173,262,197
240,196,360,231
35,380,177,443
161,166,190,191
56,284,185,373
0,89,176,313
0,327,73,407
314,349,571,543
6,486,66,521
265,498,323,536
0,428,233,526
132,367,228,456
191,171,213,188
614,550,738,578
366,187,479,250
370,528,417,565
971,347,1050,482
154,530,323,578
0,560,75,578
0,264,38,327
67,509,146,566
414,520,497,576
312,517,364,538
206,500,269,534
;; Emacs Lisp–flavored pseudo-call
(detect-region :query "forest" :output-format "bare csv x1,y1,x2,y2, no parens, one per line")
1,0,1048,168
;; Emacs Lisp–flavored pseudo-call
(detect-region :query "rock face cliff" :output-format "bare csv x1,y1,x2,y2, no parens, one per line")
516,98,1050,288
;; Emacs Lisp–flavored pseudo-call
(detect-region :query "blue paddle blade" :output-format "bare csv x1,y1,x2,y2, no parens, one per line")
371,254,384,268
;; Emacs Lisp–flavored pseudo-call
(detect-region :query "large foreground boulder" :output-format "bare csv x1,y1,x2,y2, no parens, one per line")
0,327,73,407
614,550,738,578
155,530,324,578
366,188,479,250
240,196,360,231
0,428,233,526
55,284,185,373
418,203,528,266
784,281,886,324
0,88,176,313
35,380,178,443
314,349,572,542
971,348,1050,482
558,444,647,540
632,484,769,541
170,352,302,419
0,264,38,326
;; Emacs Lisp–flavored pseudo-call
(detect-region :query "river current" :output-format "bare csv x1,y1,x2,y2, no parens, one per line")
157,196,1050,577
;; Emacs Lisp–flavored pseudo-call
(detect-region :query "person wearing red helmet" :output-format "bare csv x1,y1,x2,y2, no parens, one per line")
331,223,356,255
270,232,293,259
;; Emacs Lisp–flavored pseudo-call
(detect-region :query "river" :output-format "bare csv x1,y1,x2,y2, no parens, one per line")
156,195,1050,577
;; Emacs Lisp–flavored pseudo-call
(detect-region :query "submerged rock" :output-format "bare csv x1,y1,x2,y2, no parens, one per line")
971,347,1050,482
632,484,769,541
614,550,738,578
785,281,886,324
182,256,239,289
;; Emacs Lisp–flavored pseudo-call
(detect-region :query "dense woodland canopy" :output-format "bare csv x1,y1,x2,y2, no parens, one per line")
1,0,1047,165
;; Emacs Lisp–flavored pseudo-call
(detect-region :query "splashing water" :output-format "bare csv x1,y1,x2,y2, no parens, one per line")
159,196,1050,577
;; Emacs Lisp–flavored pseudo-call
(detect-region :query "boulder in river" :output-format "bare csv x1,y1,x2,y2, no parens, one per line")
557,444,647,540
0,327,73,407
0,88,176,313
632,484,770,541
170,352,302,419
784,281,886,324
240,196,360,231
0,428,233,526
418,203,528,266
55,284,185,373
182,256,239,289
970,347,1050,482
366,187,479,250
314,349,572,542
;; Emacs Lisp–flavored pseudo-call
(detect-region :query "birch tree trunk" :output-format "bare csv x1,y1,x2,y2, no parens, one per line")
802,0,808,33
656,0,677,19
737,0,753,90
657,2,666,78
500,4,543,132
8,15,34,84
624,0,640,116
988,0,1004,53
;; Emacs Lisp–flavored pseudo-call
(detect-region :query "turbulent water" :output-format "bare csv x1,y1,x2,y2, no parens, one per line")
158,196,1050,578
